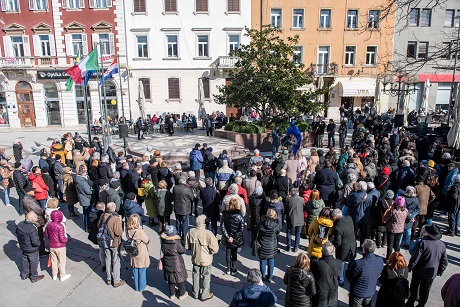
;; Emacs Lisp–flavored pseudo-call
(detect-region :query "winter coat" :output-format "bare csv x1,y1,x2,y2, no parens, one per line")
383,207,408,234
28,173,49,201
446,182,460,214
124,199,145,220
88,209,104,244
0,166,14,189
346,190,367,223
42,173,54,198
443,168,459,196
283,267,317,307
45,207,67,224
230,283,277,307
242,177,261,198
64,140,73,161
189,149,204,171
156,188,173,217
374,174,390,196
172,183,194,216
336,153,348,174
203,151,217,172
415,182,436,215
147,165,159,189
376,266,408,307
305,199,325,229
222,194,246,216
307,217,334,258
221,210,245,248
308,155,319,173
184,224,219,266
142,180,157,218
51,143,66,164
22,195,46,226
346,252,383,298
216,165,235,191
409,237,448,280
44,210,67,249
355,188,379,224
127,228,150,268
13,169,28,194
313,166,338,204
311,255,342,307
160,233,188,284
13,142,23,162
98,162,113,180
441,274,460,307
97,212,123,248
331,215,356,261
404,196,420,229
16,220,40,253
159,167,173,189
257,216,279,260
106,188,122,211
284,159,298,184
364,163,377,181
74,175,93,208
273,176,292,200
200,186,220,221
396,166,415,191
341,163,359,181
62,173,79,206
285,195,304,227
249,193,264,232
263,197,284,227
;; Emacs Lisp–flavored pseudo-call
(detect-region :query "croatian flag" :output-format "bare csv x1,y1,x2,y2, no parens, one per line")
100,57,119,85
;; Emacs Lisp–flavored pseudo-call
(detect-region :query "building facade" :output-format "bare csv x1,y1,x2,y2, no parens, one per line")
391,0,460,113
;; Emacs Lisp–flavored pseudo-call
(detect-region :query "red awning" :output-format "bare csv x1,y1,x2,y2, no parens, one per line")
417,74,460,83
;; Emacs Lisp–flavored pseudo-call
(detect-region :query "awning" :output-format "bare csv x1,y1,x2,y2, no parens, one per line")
418,74,460,83
336,77,376,97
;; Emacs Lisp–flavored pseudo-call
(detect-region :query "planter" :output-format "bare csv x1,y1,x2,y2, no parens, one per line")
214,129,315,151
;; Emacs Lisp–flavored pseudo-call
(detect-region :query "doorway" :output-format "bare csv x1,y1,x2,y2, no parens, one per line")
102,81,118,120
44,83,61,125
16,81,36,127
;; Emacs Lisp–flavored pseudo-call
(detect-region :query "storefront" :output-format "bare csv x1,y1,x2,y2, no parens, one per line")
336,77,376,109
16,81,36,127
44,83,61,125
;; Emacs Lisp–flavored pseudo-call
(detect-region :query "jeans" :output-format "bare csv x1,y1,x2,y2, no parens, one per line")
406,275,434,307
82,205,91,231
175,214,189,238
339,136,345,149
260,258,274,279
38,199,47,211
226,247,238,271
18,191,25,215
339,261,346,284
104,247,121,283
2,187,10,205
328,133,335,147
448,211,460,234
204,172,216,185
348,119,353,129
286,225,301,249
272,146,279,158
403,227,412,246
386,232,403,259
349,295,373,307
21,251,39,281
57,179,63,200
132,267,147,291
192,264,212,299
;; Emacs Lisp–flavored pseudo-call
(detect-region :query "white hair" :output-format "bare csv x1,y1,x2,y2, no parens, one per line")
358,181,368,191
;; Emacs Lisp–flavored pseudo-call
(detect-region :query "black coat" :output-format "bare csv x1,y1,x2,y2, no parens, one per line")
283,267,317,307
159,167,173,190
13,143,23,162
160,234,188,284
172,183,194,216
98,162,113,180
221,210,245,248
147,165,159,189
331,215,356,261
376,266,408,307
311,255,342,307
13,169,28,194
273,176,292,200
446,182,460,213
313,166,338,204
249,194,264,233
257,216,279,259
16,220,40,253
409,238,448,280
200,186,220,221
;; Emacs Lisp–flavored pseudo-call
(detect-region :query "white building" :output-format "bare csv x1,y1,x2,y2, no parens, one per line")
122,0,251,120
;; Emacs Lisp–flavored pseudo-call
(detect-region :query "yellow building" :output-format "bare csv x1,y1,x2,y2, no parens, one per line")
252,0,395,118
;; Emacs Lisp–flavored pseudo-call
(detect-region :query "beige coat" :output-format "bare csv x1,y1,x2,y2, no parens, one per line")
127,228,150,268
308,155,319,172
184,224,219,266
64,140,74,161
73,155,86,172
0,165,14,189
415,183,436,215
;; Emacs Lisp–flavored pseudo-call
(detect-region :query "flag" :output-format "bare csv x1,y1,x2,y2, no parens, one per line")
65,50,81,91
65,48,99,85
99,57,119,85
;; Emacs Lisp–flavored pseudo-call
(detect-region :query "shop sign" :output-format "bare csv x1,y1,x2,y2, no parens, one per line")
37,70,104,80
357,89,370,95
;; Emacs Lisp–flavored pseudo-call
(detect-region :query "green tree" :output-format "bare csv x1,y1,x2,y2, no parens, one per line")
214,26,328,127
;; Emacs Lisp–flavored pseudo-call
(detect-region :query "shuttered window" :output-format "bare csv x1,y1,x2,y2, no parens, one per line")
227,0,239,12
133,0,145,12
168,78,180,99
203,78,210,98
165,0,176,12
139,78,151,99
195,0,208,12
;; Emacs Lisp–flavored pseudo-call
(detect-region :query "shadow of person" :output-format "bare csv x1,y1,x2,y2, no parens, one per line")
141,290,180,307
3,239,23,273
6,220,18,237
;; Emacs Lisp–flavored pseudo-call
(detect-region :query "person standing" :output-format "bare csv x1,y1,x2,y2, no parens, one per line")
338,121,347,149
15,212,44,283
375,252,409,307
156,180,173,233
221,198,245,275
127,214,150,292
283,252,317,307
204,114,214,136
444,174,460,236
28,166,49,210
313,160,339,207
402,186,420,248
383,196,408,260
185,215,219,301
316,118,326,148
285,188,304,252
44,210,71,281
173,176,194,238
230,269,277,307
200,177,220,235
189,143,204,179
307,207,334,260
271,126,282,158
256,209,279,283
136,117,145,140
327,119,336,148
346,239,383,307
74,164,94,232
22,186,47,256
441,274,460,307
12,162,28,215
0,160,13,207
406,224,448,307
331,208,356,286
13,139,23,162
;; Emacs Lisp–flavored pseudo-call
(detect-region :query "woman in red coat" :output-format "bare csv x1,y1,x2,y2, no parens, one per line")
28,166,49,210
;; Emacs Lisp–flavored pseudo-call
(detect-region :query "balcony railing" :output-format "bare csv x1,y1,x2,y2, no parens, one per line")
310,63,338,76
218,56,239,68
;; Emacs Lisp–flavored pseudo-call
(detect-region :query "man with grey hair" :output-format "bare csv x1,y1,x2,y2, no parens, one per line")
346,239,383,307
311,241,341,307
285,187,304,252
185,215,219,301
230,268,277,306
173,175,195,238
396,159,415,191
222,183,246,215
346,180,368,240
216,158,235,202
331,208,356,286
231,176,249,206
249,149,263,167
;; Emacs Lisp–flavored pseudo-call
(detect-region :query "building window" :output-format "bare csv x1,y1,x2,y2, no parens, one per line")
39,35,50,56
197,35,209,57
420,9,431,27
11,36,26,57
445,9,455,27
89,0,112,9
227,0,239,12
292,9,304,29
320,9,331,29
32,34,55,57
64,33,88,56
344,46,356,65
407,41,417,58
97,33,113,55
293,46,303,64
165,0,176,12
64,0,84,9
29,0,47,10
139,78,151,99
167,35,178,58
418,42,428,59
195,0,208,13
202,78,210,98
228,34,240,54
271,9,282,28
442,42,460,59
133,0,146,13
366,46,377,65
136,35,148,58
368,10,379,29
409,8,420,26
317,46,330,74
71,34,83,55
347,10,358,29
2,0,19,11
168,78,180,99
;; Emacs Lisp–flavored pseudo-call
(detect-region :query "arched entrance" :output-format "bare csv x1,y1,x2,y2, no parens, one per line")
76,85,91,124
16,81,35,127
102,80,118,120
44,83,61,125
0,85,8,125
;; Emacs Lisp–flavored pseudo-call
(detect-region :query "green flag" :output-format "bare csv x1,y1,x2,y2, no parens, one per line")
65,50,81,91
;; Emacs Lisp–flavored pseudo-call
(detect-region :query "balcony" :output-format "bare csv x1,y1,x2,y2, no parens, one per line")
218,56,239,68
0,57,34,68
310,63,338,76
36,57,58,66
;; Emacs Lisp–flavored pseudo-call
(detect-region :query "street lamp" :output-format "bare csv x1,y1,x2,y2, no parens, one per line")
447,15,460,124
382,70,419,114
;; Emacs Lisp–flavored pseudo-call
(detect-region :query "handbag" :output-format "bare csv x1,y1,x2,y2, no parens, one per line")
124,231,139,256
47,254,52,268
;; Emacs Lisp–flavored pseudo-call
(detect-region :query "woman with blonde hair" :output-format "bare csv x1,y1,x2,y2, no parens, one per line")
126,214,150,292
376,251,409,307
307,207,333,259
308,148,319,173
221,198,245,275
256,208,279,283
283,252,316,307
296,151,308,186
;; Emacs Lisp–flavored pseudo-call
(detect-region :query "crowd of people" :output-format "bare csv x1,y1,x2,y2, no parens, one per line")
3,112,460,306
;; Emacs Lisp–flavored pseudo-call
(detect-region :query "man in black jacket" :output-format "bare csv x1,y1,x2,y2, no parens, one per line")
200,177,220,235
98,154,113,180
173,176,195,238
285,188,304,252
13,162,28,215
331,208,356,286
326,119,336,148
16,212,44,282
314,160,339,207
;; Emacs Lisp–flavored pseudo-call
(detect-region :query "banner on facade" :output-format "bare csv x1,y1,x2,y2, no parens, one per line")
37,70,105,80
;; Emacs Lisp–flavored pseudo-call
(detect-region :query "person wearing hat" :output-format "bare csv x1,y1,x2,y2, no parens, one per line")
12,162,28,215
106,180,123,213
383,196,408,260
427,160,438,177
406,224,448,307
62,166,79,218
189,143,204,180
445,174,460,236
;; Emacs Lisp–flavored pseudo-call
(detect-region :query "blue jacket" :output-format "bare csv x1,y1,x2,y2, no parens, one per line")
354,188,380,224
123,199,145,221
346,252,383,298
189,149,204,171
396,166,415,191
230,283,277,307
404,196,420,229
443,167,459,196
346,190,367,223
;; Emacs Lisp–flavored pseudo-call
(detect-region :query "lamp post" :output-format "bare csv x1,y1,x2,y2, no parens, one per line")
447,15,460,124
382,70,420,114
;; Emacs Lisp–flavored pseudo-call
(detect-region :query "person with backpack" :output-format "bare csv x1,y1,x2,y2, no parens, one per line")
97,202,125,288
376,251,409,307
126,214,150,292
88,202,106,271
383,196,408,260
307,207,333,260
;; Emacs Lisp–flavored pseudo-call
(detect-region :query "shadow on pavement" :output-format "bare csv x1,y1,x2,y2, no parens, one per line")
3,239,22,273
142,290,180,306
